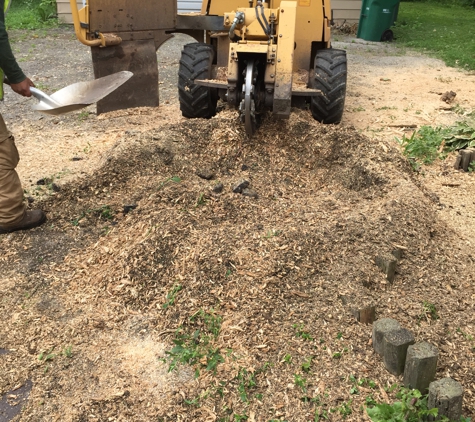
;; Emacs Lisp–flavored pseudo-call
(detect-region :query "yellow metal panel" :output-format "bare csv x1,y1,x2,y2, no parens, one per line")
234,43,269,53
275,0,327,70
211,0,329,70
208,0,250,15
273,1,296,118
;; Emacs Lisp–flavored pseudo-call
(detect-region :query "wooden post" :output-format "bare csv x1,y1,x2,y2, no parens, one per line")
382,328,415,376
428,378,463,421
339,295,376,325
460,149,473,172
453,152,462,170
351,306,376,324
403,341,438,394
375,254,397,283
372,318,401,355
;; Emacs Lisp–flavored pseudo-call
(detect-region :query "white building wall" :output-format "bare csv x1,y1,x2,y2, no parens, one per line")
177,0,202,13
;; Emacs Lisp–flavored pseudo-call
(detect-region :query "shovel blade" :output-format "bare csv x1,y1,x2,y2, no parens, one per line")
32,103,91,116
49,71,133,106
30,71,133,115
91,39,159,115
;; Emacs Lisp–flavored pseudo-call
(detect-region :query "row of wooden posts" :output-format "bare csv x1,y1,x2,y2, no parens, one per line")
373,318,464,421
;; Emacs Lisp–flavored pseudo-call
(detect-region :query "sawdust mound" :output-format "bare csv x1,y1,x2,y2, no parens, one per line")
4,109,475,420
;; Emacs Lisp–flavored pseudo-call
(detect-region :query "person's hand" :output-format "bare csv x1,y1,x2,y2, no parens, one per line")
10,77,35,97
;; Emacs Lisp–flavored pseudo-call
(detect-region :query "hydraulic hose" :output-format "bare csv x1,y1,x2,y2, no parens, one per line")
229,11,245,40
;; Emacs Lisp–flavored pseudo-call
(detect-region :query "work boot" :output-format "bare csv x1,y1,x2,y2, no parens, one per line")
0,210,46,234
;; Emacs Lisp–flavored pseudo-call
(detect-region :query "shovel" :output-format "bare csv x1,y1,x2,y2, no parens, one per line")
27,71,133,115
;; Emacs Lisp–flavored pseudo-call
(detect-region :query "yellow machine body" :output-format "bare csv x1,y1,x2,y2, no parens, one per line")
70,0,347,135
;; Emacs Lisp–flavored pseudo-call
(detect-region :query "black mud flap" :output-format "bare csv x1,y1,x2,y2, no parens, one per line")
91,39,158,114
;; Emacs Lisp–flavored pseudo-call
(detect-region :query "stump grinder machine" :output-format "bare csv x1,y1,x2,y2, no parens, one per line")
70,0,347,137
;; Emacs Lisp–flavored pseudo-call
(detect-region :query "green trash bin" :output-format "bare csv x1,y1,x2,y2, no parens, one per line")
357,0,400,42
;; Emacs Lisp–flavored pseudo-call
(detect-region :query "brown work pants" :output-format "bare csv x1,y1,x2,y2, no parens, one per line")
0,112,25,227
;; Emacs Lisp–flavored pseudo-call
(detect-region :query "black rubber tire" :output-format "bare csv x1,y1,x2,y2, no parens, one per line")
178,43,218,119
381,29,394,42
309,49,347,124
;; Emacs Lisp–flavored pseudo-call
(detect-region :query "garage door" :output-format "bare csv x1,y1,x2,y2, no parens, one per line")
177,0,202,13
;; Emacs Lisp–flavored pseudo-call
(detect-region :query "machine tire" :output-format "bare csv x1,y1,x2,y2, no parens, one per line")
310,48,347,124
381,29,394,42
178,43,218,119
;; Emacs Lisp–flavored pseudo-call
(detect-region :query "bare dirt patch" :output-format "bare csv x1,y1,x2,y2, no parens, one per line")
1,27,475,421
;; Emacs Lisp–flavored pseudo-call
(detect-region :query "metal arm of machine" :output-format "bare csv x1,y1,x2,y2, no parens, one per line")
69,0,122,47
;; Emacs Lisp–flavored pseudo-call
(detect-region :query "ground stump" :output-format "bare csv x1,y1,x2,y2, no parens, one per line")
372,318,401,355
382,328,415,375
428,378,463,421
403,341,438,393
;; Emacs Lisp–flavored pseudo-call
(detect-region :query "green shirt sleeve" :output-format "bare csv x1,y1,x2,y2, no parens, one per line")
0,0,27,84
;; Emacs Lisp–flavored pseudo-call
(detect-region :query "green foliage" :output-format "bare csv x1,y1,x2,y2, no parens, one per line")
294,374,307,392
338,401,352,418
264,229,281,238
421,301,440,321
394,3,475,71
37,0,56,22
62,345,73,358
71,205,114,226
196,193,207,206
301,357,312,372
162,284,182,309
6,0,59,30
157,176,181,190
398,125,450,166
293,323,313,341
444,120,475,150
236,367,257,403
165,309,224,375
398,120,475,169
367,387,436,422
367,386,471,422
38,349,55,362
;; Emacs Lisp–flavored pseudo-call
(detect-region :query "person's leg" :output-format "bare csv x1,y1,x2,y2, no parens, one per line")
0,114,25,226
0,113,45,232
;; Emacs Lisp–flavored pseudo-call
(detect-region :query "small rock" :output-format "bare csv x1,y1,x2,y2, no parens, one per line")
36,178,52,186
241,164,249,171
440,90,456,104
28,342,37,354
212,183,224,194
232,179,249,193
27,196,35,204
71,156,83,161
242,188,258,199
51,183,61,192
123,204,137,214
196,169,215,180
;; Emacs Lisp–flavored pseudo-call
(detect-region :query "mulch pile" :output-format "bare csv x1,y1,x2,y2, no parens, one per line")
1,108,474,421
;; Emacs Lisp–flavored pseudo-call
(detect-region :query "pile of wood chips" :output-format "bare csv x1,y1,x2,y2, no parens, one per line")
1,108,474,421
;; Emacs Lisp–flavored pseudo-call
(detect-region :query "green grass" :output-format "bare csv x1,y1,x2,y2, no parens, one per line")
394,2,475,70
6,0,59,30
